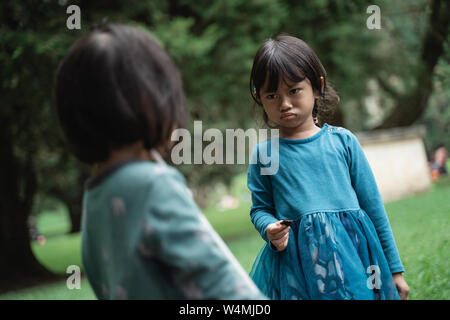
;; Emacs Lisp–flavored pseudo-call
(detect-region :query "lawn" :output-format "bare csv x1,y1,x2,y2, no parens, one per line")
1,175,449,300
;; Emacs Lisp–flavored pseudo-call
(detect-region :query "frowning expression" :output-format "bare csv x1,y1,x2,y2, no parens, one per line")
259,77,319,128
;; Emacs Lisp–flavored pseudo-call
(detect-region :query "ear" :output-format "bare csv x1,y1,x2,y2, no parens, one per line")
253,87,261,102
313,89,321,100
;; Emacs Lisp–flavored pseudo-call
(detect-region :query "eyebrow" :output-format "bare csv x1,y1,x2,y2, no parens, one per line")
264,78,305,92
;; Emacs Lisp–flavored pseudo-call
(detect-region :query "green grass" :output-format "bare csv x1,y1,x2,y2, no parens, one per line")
204,204,254,240
0,278,95,300
385,177,450,300
1,175,449,300
0,232,96,300
31,233,82,274
226,234,265,273
36,208,71,236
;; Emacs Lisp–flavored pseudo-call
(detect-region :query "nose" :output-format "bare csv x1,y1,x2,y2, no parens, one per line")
280,96,292,112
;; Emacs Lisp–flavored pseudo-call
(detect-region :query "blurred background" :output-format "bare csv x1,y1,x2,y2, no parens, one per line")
0,0,449,299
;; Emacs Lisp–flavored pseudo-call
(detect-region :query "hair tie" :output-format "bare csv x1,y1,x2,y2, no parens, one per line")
320,76,325,96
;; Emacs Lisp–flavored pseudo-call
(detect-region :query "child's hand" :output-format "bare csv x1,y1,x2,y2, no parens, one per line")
266,221,290,251
392,272,410,300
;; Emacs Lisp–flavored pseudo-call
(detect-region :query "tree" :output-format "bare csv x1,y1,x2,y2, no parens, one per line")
374,0,450,129
0,1,66,290
0,0,127,292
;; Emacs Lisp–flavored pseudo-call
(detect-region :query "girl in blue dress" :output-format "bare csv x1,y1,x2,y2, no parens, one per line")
247,35,410,300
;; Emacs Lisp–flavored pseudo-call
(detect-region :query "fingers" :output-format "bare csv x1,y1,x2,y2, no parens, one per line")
271,220,290,231
267,225,290,241
267,221,291,238
400,290,407,300
267,221,291,251
272,232,289,251
400,286,410,300
393,274,410,300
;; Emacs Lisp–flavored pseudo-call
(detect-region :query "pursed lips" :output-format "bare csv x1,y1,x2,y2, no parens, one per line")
280,112,296,120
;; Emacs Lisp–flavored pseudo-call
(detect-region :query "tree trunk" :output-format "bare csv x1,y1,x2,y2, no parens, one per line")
62,165,90,234
375,0,450,129
0,125,59,294
68,199,82,234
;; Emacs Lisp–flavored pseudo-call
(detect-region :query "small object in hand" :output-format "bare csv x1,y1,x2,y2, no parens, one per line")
280,220,293,226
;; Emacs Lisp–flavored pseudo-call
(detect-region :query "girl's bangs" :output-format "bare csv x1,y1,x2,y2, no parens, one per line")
260,53,306,93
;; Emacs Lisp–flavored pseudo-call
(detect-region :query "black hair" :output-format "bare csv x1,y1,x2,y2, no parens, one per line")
249,34,339,127
56,23,186,164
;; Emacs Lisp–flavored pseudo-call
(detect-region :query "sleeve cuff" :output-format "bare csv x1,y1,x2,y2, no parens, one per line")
390,265,405,274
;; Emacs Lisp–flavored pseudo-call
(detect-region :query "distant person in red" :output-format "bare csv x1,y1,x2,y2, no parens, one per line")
431,144,448,182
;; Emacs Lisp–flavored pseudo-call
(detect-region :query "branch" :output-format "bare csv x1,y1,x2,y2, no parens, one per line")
375,74,403,100
375,0,450,129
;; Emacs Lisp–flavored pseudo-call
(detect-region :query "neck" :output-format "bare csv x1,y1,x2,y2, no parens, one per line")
279,118,321,139
93,141,154,176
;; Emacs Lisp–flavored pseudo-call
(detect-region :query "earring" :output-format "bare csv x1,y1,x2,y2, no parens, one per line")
313,102,319,126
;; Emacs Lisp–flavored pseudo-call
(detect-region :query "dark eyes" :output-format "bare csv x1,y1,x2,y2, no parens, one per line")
265,88,301,99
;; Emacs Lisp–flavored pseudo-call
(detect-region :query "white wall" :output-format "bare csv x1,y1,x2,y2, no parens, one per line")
357,128,431,203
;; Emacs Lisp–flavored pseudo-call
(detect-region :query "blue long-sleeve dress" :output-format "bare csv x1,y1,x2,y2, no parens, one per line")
247,123,405,300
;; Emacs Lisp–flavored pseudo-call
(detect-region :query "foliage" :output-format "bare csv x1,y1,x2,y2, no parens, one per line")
1,0,448,218
420,40,450,157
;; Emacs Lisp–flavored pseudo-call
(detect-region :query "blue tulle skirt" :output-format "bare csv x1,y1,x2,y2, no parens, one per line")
249,209,400,300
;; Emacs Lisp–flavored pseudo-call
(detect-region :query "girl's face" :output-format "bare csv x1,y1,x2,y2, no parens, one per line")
259,76,319,129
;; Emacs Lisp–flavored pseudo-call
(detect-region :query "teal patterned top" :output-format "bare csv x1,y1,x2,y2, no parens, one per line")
81,156,266,300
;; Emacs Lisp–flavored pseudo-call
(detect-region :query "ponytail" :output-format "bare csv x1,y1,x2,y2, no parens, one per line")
313,82,340,127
